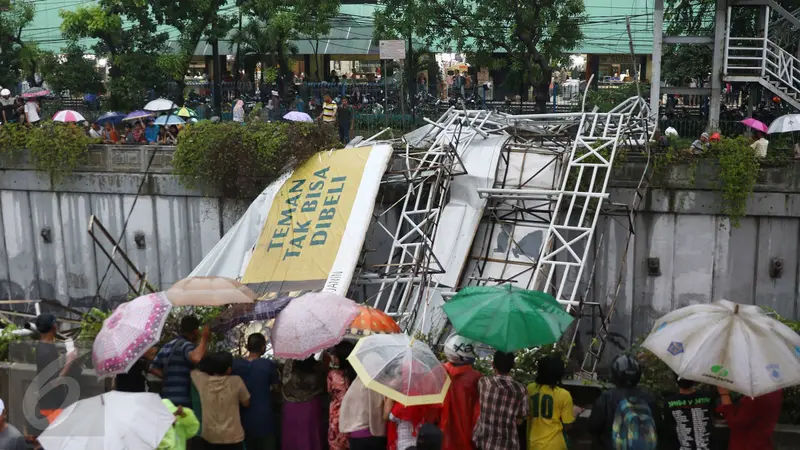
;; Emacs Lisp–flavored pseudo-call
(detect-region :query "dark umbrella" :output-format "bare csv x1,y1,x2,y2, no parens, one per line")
96,111,126,125
209,296,293,333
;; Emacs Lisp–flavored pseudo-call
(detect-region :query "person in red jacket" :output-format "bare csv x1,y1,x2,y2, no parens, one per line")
439,334,482,450
716,387,783,450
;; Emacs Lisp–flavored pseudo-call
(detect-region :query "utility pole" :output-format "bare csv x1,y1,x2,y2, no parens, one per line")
709,0,727,130
407,34,415,122
650,0,664,122
212,39,223,117
233,6,243,98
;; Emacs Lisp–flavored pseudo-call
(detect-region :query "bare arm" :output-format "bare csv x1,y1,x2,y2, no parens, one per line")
59,352,77,377
187,327,211,364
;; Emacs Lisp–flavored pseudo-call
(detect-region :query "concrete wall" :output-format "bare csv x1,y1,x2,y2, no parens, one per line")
3,147,800,347
594,156,800,349
0,146,249,310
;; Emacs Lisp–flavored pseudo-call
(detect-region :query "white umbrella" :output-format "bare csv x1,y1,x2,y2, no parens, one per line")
283,111,314,122
52,110,86,123
643,299,800,397
38,391,174,450
767,114,800,134
144,98,177,112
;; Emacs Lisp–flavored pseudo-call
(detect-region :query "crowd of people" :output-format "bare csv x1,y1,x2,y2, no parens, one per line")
0,313,786,450
0,89,42,126
92,119,181,145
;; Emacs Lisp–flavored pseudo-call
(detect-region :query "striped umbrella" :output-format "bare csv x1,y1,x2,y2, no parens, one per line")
123,110,153,122
21,87,50,98
52,110,86,123
209,297,293,333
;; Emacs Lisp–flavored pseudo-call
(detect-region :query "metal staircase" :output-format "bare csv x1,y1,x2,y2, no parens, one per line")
725,3,800,110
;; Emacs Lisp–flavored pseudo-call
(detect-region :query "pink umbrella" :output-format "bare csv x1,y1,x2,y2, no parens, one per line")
52,110,86,123
271,292,360,359
741,118,769,133
92,292,173,378
21,87,50,98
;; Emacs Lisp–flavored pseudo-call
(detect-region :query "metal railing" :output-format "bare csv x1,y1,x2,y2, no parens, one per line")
725,6,800,103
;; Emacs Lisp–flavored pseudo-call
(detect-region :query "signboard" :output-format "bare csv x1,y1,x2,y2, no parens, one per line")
380,40,406,60
242,145,392,298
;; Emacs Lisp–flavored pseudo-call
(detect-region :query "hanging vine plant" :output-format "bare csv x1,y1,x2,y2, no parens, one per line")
709,137,760,227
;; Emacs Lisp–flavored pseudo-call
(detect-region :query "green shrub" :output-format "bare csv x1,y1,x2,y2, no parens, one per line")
0,122,97,184
174,121,341,198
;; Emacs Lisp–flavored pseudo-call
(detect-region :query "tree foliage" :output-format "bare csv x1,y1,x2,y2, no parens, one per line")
40,43,104,96
60,1,170,109
375,0,585,111
0,1,35,89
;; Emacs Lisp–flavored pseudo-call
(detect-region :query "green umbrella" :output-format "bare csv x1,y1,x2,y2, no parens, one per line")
442,284,574,352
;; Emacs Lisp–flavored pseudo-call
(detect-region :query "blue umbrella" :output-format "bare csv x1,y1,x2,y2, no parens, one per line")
154,115,186,126
123,110,153,122
96,111,126,125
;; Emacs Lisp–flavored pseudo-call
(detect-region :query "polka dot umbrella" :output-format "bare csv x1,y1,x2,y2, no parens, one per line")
92,292,173,378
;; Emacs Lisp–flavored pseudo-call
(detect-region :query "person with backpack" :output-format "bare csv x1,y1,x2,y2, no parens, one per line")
588,354,659,450
527,354,575,450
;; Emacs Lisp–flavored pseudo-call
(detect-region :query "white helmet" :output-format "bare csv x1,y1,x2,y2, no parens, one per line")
444,334,477,365
0,89,10,97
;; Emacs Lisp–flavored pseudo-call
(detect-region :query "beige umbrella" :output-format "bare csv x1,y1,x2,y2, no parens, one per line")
166,276,257,307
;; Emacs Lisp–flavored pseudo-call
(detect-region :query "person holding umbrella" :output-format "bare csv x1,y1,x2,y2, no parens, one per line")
716,387,782,450
145,117,160,144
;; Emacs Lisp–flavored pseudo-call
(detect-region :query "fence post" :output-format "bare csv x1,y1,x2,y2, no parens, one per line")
761,6,770,78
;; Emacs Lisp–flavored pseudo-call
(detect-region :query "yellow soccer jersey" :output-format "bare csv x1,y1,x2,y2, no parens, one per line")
527,383,575,450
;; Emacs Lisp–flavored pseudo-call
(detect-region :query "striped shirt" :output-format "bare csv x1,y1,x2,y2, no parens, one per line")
151,337,196,407
322,101,337,123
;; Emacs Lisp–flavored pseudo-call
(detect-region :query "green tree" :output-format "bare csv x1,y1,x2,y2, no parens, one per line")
0,1,35,89
40,43,104,96
60,1,169,109
384,0,585,112
150,0,237,95
294,0,341,81
233,19,284,84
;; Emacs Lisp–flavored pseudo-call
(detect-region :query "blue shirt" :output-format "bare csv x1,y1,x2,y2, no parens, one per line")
145,125,159,143
232,357,279,437
151,338,196,407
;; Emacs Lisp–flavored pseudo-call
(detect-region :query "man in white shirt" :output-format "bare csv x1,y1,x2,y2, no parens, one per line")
89,122,103,139
24,99,40,124
751,131,769,158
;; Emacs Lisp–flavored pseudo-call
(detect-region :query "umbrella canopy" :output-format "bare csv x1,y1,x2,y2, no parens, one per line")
345,305,402,339
210,297,293,333
643,299,800,397
123,111,153,122
38,391,174,450
348,333,450,406
52,110,86,123
22,87,50,98
154,115,186,126
283,111,314,122
443,284,574,352
144,98,177,112
96,111,126,125
166,276,257,307
175,106,197,118
767,114,800,134
741,117,769,133
271,292,359,359
92,292,172,378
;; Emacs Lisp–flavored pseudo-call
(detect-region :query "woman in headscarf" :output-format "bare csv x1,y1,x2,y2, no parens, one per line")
281,357,328,450
233,100,245,123
328,342,356,450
